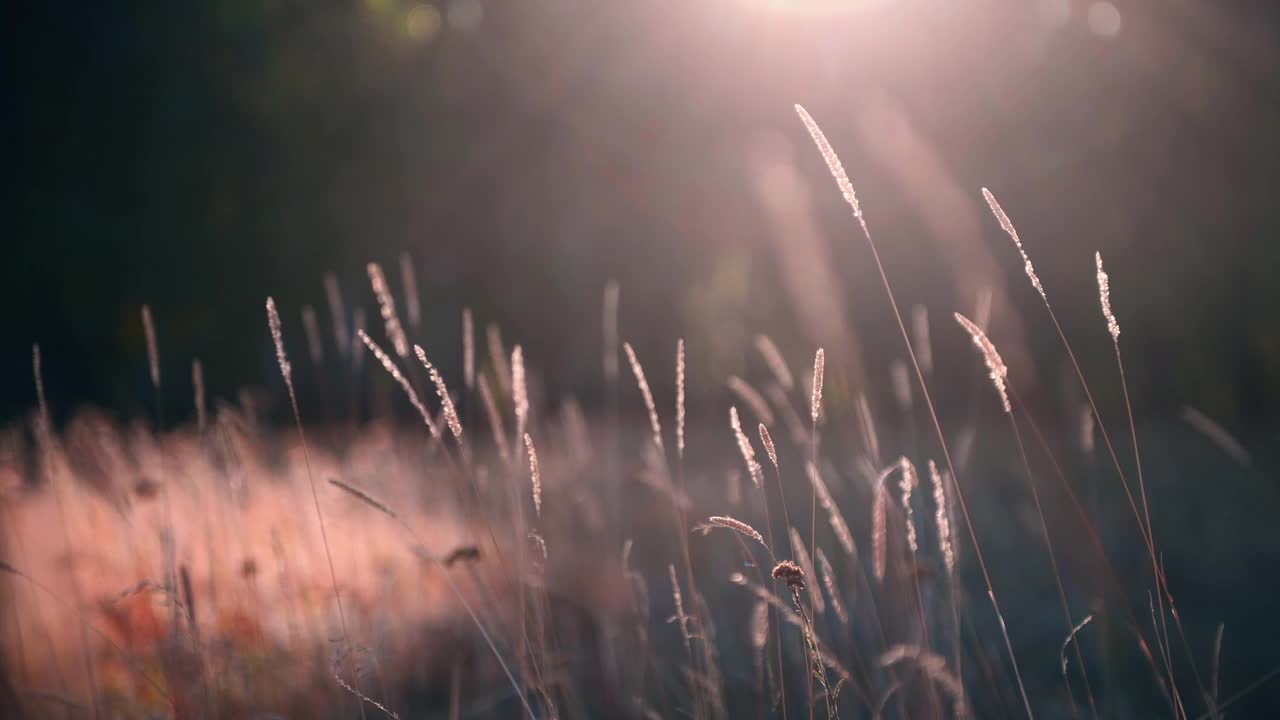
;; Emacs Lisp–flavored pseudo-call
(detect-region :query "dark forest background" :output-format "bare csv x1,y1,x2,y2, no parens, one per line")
5,0,1280,431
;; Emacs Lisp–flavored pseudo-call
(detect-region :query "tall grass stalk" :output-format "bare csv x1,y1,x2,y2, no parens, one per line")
266,297,368,720
795,104,1035,719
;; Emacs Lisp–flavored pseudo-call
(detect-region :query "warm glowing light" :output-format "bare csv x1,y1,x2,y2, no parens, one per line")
406,4,443,43
1088,2,1122,37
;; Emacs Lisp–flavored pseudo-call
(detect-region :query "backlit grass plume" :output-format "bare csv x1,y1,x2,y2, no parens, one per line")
954,312,1011,413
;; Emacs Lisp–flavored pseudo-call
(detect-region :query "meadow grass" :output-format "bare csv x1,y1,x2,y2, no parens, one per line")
2,109,1279,720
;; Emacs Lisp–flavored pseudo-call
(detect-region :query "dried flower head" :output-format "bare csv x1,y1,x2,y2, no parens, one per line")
788,528,824,613
772,560,806,592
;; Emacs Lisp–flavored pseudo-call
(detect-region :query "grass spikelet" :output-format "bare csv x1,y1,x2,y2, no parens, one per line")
324,271,350,357
755,334,794,390
880,644,967,717
328,477,397,519
982,187,1044,301
603,280,620,384
794,104,869,236
141,304,160,390
1095,251,1120,340
740,579,853,682
399,251,420,333
477,373,510,461
730,407,762,487
728,376,775,426
266,298,293,392
912,304,933,375
414,345,463,441
872,479,887,581
787,527,824,614
954,312,1011,413
267,296,367,720
899,456,919,555
856,391,881,464
676,338,686,460
815,547,848,624
767,383,809,446
462,308,475,391
335,671,401,720
890,359,913,411
487,323,510,394
525,432,541,517
707,515,767,551
358,329,441,439
367,262,409,357
928,460,954,575
1181,406,1252,468
810,347,824,424
192,359,206,433
301,304,324,366
623,342,664,451
351,307,367,371
758,424,778,470
1080,404,1096,455
1060,615,1095,675
32,344,50,435
512,345,529,442
750,598,769,652
808,461,856,559
668,564,692,658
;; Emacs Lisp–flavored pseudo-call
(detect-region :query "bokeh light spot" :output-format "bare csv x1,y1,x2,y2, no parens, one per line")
1087,2,1122,37
406,4,443,43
